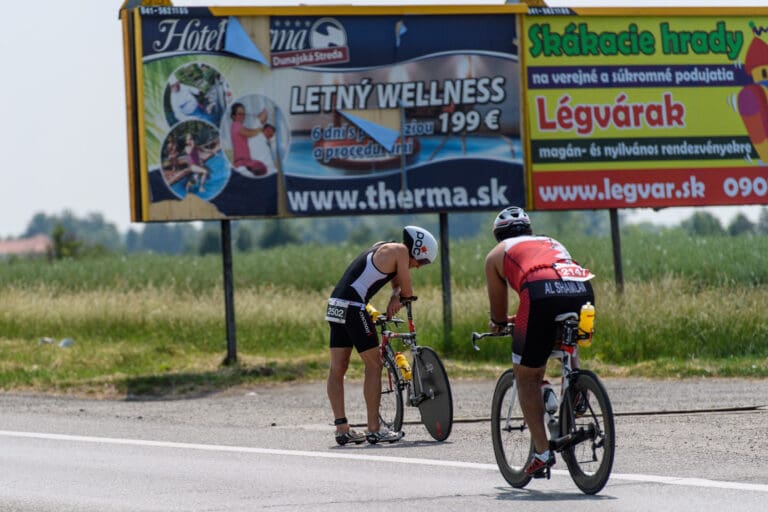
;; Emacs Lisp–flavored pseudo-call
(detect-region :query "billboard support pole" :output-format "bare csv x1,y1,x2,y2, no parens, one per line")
221,220,238,365
439,213,453,351
609,209,624,294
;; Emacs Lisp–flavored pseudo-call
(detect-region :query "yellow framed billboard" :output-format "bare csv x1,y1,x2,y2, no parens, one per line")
121,4,527,223
521,6,768,210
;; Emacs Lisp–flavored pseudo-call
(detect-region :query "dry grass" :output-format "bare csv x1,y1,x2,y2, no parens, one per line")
1,278,767,397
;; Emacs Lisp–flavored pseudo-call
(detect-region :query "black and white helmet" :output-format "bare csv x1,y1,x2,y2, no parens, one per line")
403,225,438,265
492,206,532,242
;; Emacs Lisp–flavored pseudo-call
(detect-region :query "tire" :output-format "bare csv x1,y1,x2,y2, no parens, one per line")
412,347,453,441
490,369,533,488
379,351,404,433
559,370,615,495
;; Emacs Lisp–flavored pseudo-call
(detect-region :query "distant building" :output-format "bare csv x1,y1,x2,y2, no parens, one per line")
0,234,53,259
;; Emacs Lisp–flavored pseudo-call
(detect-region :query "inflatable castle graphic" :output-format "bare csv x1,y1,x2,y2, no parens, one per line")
738,22,768,163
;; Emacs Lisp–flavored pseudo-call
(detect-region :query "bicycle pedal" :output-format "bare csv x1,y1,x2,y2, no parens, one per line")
532,467,551,479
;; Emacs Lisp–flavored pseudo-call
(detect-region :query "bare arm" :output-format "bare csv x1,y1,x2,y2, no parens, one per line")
238,107,270,138
373,243,413,318
485,243,509,333
239,125,264,138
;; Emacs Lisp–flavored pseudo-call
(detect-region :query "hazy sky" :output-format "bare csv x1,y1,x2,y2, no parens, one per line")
1,0,764,239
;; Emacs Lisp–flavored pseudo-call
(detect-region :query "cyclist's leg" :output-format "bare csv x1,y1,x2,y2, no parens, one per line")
327,347,352,424
364,345,405,444
328,345,366,445
341,306,385,434
513,363,548,454
513,283,561,475
328,322,354,437
359,346,384,432
511,287,552,455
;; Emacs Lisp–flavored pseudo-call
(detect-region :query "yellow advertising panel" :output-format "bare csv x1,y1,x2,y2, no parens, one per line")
522,8,768,210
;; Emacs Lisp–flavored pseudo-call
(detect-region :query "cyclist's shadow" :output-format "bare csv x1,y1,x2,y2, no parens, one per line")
494,486,617,502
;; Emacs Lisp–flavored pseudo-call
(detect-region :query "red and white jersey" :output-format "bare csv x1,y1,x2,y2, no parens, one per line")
502,235,593,292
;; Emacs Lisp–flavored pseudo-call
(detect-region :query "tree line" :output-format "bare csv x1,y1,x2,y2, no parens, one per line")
10,208,768,260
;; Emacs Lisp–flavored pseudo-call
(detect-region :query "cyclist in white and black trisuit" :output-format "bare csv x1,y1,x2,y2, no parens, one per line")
484,206,595,476
326,226,438,445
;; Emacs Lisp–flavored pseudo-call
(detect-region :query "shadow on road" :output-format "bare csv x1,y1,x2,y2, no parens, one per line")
494,485,617,502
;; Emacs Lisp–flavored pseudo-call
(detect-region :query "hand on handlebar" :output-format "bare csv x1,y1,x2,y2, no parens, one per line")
367,302,406,326
489,314,515,334
472,317,514,351
386,295,401,319
385,295,417,318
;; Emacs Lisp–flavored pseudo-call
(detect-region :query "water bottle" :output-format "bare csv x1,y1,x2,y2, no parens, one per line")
578,302,595,347
394,352,412,380
541,381,558,415
365,303,380,322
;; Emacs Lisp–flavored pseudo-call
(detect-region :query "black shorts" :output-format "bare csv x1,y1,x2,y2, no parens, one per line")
513,279,595,368
329,305,379,353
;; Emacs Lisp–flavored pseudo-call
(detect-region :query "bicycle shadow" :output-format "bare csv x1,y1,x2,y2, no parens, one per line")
494,485,617,502
328,439,453,450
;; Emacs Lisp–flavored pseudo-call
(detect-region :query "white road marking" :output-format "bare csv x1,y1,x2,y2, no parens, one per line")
2,429,767,493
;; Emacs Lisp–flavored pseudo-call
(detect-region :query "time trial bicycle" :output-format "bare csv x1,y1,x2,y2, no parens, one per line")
471,311,615,494
370,297,453,442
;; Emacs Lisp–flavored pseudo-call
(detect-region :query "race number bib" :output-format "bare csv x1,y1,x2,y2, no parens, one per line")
553,262,595,282
325,298,350,324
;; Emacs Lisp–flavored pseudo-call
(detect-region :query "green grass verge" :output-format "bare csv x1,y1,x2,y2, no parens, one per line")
1,232,767,397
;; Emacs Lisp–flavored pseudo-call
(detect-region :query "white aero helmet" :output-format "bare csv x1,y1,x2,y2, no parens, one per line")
403,225,438,265
493,206,532,242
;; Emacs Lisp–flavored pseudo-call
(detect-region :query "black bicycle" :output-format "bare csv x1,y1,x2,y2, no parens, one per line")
371,298,453,442
472,311,615,494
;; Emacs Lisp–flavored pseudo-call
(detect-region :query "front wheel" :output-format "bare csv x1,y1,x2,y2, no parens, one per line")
559,370,615,495
379,351,404,433
412,347,453,441
491,369,533,488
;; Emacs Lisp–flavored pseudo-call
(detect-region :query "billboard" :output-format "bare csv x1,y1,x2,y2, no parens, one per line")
121,5,526,222
522,7,768,210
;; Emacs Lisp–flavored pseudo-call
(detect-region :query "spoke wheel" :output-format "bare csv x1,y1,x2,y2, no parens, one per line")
379,352,404,433
559,370,615,495
491,369,533,488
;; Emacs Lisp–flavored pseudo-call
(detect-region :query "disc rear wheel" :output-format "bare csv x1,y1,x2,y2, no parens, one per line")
412,347,453,441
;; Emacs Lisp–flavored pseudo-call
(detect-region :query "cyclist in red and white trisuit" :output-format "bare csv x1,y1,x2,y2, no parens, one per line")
326,226,438,446
484,206,595,477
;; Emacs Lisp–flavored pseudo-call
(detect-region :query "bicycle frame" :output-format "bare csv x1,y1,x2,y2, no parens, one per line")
472,312,592,450
475,311,614,493
376,301,431,407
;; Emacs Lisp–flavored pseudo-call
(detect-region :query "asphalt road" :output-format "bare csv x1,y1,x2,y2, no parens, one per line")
1,377,767,511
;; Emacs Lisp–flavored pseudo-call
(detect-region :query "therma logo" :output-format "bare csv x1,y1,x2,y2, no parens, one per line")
270,17,349,68
309,18,347,49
